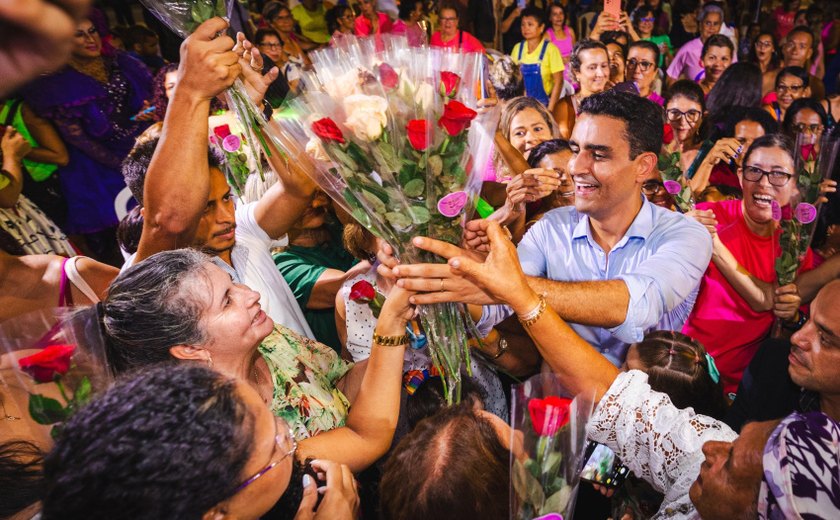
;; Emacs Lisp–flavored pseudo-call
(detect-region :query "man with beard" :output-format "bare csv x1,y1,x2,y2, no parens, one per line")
126,20,316,337
381,91,711,369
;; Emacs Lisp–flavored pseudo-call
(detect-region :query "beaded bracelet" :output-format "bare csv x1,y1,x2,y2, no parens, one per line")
517,295,547,328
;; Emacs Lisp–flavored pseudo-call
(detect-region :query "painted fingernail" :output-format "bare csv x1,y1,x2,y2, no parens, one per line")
303,474,313,487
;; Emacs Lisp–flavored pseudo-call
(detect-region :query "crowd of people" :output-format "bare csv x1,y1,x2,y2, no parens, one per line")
1,0,840,518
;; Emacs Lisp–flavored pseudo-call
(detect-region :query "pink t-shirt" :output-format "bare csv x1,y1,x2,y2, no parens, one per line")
682,199,813,394
430,30,485,53
354,12,393,36
547,26,574,57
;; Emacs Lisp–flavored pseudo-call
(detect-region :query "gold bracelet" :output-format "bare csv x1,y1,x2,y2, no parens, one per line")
372,332,409,346
517,295,547,328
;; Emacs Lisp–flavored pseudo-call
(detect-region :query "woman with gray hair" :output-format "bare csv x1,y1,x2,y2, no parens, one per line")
87,248,415,472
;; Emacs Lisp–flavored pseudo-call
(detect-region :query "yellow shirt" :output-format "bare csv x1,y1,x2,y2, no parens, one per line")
511,38,565,96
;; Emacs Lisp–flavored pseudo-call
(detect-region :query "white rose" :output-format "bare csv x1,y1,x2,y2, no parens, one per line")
343,94,389,142
413,82,435,111
305,137,330,162
324,68,363,99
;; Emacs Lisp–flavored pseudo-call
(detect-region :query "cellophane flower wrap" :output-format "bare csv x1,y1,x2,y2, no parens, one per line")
1,309,112,442
657,124,694,213
266,36,498,403
510,373,594,520
773,133,839,285
140,0,270,181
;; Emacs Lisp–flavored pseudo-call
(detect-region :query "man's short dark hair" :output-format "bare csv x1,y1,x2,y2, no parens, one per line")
578,90,664,158
122,137,224,206
628,40,661,71
527,139,572,168
701,33,734,59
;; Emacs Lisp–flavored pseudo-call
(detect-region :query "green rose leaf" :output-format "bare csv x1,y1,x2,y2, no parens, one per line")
73,376,92,405
513,458,546,510
385,212,412,230
408,206,431,224
214,0,227,18
428,155,443,176
540,487,572,516
361,191,387,215
403,179,426,198
29,394,69,425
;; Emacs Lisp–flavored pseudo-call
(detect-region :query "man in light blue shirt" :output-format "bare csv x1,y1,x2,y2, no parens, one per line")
477,194,708,365
385,90,712,368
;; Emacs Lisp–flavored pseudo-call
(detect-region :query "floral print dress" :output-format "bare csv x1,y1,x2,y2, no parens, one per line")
259,325,353,440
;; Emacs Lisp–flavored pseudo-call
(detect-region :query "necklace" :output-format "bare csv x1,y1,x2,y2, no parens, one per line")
0,392,20,421
69,57,109,84
252,362,272,405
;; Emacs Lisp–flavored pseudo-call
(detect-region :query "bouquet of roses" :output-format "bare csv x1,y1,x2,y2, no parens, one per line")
140,0,270,180
510,373,593,520
657,124,694,213
773,133,840,285
266,36,497,403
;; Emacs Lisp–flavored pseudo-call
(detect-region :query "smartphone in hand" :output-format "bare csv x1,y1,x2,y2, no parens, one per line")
580,441,631,489
604,0,621,19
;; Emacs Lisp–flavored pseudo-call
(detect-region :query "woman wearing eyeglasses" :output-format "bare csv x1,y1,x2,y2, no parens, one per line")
682,134,813,395
22,18,153,267
626,41,664,105
762,66,810,122
634,5,673,69
748,32,781,96
664,80,706,171
42,364,360,520
782,98,827,141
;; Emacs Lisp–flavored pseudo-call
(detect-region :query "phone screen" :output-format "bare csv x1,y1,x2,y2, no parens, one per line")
580,441,630,488
517,0,527,10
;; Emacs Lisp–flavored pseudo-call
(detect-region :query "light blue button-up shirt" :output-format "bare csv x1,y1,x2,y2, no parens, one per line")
478,197,712,366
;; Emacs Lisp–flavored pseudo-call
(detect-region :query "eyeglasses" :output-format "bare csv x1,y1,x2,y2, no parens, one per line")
666,108,702,123
754,40,773,49
641,180,665,195
793,123,824,135
439,16,458,22
626,58,655,71
742,165,793,187
639,16,655,22
235,417,297,492
776,83,805,94
259,42,282,49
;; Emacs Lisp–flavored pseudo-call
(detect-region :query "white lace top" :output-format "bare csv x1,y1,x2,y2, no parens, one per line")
587,370,738,519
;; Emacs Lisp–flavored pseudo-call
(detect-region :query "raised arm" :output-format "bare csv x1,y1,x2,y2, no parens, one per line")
135,18,240,263
298,286,414,471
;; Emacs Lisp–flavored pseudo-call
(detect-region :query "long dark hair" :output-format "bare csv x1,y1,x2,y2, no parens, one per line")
0,440,43,518
632,331,728,419
748,31,781,71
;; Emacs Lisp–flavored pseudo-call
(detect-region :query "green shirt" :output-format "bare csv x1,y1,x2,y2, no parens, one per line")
273,237,356,353
642,34,673,68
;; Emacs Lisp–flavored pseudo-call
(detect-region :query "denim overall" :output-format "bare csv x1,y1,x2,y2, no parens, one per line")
518,40,550,105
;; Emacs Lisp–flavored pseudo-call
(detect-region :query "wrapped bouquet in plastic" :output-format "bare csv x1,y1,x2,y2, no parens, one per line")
510,373,593,520
267,36,498,402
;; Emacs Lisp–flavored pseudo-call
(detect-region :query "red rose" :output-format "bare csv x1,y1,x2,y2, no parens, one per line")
439,71,461,98
379,63,399,90
528,396,573,437
663,124,674,145
406,119,431,151
800,143,816,162
312,118,346,144
781,203,793,221
213,124,232,139
18,344,76,384
349,280,376,303
438,100,477,137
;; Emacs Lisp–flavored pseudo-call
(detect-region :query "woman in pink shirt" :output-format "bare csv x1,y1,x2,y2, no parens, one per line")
354,0,393,36
429,5,484,53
